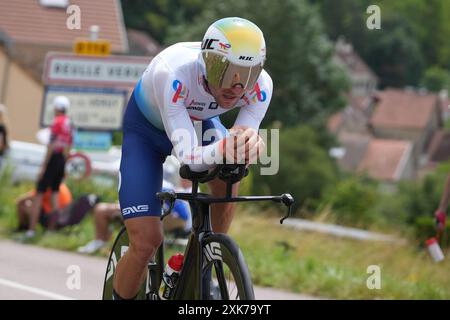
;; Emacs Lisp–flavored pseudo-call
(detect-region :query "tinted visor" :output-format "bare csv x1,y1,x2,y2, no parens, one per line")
203,52,263,90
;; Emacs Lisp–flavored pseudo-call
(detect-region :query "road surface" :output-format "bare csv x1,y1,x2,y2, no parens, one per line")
0,240,319,300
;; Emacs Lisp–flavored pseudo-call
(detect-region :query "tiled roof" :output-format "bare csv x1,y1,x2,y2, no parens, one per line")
0,0,128,53
337,132,372,172
357,138,413,181
370,89,438,129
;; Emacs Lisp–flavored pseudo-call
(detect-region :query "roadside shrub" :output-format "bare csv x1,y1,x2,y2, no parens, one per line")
66,177,118,203
252,125,338,213
322,176,379,227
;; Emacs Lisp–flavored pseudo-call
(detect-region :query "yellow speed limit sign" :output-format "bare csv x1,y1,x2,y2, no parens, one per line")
74,39,111,56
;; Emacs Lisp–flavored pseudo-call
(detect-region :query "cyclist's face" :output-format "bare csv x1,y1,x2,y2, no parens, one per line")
208,84,246,109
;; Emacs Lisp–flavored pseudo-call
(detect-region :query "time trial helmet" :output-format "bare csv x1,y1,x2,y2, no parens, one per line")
200,17,266,91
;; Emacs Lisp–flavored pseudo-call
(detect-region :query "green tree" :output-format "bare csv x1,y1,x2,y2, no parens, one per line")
363,16,425,88
166,0,349,127
317,0,450,87
121,0,204,43
420,66,450,92
316,0,370,46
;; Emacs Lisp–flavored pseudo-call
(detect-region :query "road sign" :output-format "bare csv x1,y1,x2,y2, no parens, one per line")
65,152,92,180
74,39,111,56
43,52,150,87
73,131,112,150
41,86,128,131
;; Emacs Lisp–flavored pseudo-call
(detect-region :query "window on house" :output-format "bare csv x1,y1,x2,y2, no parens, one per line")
39,0,69,8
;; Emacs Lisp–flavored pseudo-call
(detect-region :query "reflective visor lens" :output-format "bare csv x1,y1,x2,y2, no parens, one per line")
203,52,263,90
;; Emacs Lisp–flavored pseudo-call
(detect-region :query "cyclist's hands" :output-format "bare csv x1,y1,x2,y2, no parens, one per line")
223,126,265,164
435,209,447,232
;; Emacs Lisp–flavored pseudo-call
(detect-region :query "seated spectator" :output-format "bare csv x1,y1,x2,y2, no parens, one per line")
15,183,72,239
77,179,192,254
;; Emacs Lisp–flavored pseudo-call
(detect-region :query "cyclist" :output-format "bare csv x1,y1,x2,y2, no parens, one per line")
113,17,272,300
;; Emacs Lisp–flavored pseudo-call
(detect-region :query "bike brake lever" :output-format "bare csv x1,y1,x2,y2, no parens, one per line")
280,206,292,224
279,193,294,224
157,191,177,221
160,200,175,221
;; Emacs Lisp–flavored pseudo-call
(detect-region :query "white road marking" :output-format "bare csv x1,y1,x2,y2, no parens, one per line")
0,277,76,300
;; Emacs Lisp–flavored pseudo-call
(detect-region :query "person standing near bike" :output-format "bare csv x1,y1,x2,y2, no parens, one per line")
27,96,73,240
113,17,272,300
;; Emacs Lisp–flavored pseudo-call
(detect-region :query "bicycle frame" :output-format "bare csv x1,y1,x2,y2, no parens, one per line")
153,192,293,299
145,165,294,300
104,165,293,300
172,199,211,299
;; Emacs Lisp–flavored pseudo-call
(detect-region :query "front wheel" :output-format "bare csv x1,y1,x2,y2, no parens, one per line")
201,234,254,300
102,227,155,300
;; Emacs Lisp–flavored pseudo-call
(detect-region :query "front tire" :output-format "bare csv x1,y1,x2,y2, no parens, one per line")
102,227,149,300
201,234,254,300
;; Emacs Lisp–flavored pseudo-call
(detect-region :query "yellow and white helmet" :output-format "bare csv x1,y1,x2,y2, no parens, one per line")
200,17,266,90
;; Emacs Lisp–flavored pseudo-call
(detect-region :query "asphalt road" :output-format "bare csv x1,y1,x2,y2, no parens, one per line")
0,240,318,300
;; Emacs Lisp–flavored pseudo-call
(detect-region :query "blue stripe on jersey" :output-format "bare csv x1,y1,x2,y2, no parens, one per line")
134,79,165,130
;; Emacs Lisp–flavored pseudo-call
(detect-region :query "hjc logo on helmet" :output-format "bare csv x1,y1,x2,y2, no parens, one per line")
239,56,253,61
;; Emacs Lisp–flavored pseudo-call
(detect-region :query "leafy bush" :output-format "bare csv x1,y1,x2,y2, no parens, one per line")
421,66,450,92
65,177,118,203
252,125,338,213
322,176,379,227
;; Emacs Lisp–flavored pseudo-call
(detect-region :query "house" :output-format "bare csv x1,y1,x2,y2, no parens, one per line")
333,132,371,172
439,89,450,121
0,0,129,143
427,130,450,164
327,40,439,182
127,29,162,57
369,88,443,167
334,38,378,98
357,139,415,182
329,39,378,137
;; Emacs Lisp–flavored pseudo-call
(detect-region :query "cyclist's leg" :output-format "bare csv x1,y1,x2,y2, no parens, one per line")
112,92,172,299
200,117,239,234
113,132,166,298
113,216,163,299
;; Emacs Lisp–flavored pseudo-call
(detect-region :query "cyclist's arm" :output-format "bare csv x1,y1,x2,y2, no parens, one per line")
158,74,224,172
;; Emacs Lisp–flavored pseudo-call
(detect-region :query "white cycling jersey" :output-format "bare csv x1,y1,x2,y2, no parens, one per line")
134,42,273,171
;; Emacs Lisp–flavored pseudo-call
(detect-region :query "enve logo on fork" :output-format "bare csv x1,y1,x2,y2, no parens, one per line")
204,242,222,262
